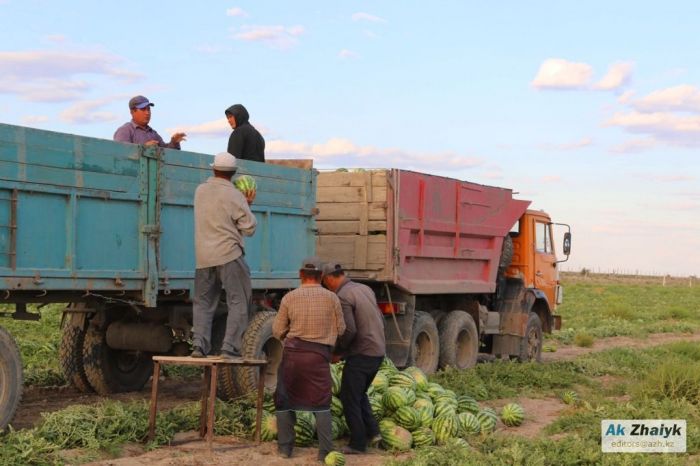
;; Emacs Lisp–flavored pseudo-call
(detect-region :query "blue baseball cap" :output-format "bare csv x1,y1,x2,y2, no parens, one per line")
129,95,154,110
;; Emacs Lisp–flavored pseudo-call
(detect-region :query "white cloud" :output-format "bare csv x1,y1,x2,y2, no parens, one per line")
233,25,305,50
352,12,386,23
226,7,247,17
338,49,359,59
167,119,231,139
59,97,120,124
267,137,483,171
609,137,657,154
0,50,140,102
0,77,90,102
21,115,49,125
538,137,593,151
594,62,633,90
532,58,593,90
606,111,700,137
631,84,700,113
646,174,695,182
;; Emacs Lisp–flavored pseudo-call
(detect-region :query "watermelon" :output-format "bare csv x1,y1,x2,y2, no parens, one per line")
476,408,498,434
434,401,457,418
416,406,433,428
324,451,346,466
500,403,525,427
426,382,446,400
370,371,390,393
561,390,578,405
331,365,343,396
446,437,470,448
331,416,345,440
457,412,481,436
263,392,276,414
233,175,257,194
393,406,421,431
260,412,277,441
389,372,417,391
411,426,435,447
379,418,397,433
457,395,479,414
403,367,429,391
413,397,434,413
381,425,413,451
432,414,458,445
294,411,316,446
383,386,411,412
331,396,344,417
369,395,385,421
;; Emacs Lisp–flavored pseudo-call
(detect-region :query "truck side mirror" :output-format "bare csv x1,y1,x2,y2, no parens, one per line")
563,232,571,256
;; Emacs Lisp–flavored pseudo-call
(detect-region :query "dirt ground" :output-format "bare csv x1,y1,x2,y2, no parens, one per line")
15,330,700,465
541,331,700,362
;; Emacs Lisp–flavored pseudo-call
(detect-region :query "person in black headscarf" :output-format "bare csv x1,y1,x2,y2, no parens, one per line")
224,104,265,163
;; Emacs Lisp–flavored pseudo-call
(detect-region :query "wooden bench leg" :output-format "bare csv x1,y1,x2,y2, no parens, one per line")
255,364,265,443
148,361,161,441
199,366,211,438
207,364,218,448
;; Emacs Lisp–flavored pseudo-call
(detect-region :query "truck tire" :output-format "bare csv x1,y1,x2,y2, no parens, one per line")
213,313,245,400
235,311,282,396
0,326,23,430
407,311,439,374
499,235,514,270
82,328,153,394
59,324,93,393
438,311,478,370
518,312,543,362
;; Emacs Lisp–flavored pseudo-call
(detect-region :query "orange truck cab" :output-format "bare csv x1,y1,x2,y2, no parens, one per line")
508,209,571,334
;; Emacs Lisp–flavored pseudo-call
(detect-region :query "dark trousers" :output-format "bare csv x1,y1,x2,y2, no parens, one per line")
276,409,333,460
339,354,383,451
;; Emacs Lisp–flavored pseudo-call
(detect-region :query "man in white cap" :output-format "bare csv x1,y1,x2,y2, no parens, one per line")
191,152,257,360
113,95,186,149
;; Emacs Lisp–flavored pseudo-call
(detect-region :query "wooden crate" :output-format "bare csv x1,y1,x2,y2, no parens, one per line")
315,170,392,280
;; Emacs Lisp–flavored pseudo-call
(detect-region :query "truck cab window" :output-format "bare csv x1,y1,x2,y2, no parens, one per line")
535,222,552,253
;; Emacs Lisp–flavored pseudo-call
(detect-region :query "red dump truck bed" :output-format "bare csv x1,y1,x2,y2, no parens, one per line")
316,169,530,294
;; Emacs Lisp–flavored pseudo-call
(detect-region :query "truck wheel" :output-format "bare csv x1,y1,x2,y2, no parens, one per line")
59,307,93,393
407,311,439,374
235,311,282,395
0,326,23,430
518,312,543,362
438,311,478,370
82,328,153,394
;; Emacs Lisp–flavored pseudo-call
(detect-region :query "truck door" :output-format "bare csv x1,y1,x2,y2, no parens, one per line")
533,220,557,306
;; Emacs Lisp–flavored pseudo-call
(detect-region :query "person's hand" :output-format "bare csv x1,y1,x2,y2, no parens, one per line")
170,132,187,144
144,140,159,146
245,189,256,205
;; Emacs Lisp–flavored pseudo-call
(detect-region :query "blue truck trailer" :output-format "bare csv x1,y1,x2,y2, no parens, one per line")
0,123,317,427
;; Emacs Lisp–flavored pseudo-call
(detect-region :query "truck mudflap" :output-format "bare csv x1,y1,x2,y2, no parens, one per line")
552,315,562,331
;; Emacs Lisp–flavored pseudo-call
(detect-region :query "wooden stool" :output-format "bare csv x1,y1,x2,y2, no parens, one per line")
147,355,268,448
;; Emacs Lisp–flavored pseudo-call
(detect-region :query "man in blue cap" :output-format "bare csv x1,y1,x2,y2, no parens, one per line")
114,95,187,149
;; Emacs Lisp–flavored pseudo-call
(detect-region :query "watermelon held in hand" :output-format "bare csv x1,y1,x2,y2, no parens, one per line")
234,175,257,194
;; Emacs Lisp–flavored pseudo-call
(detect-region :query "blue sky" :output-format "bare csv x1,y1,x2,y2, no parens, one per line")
1,1,699,276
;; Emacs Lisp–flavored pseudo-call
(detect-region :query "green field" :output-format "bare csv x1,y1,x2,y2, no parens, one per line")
1,277,698,465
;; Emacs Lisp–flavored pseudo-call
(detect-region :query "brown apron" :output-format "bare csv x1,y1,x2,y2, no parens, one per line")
275,337,332,411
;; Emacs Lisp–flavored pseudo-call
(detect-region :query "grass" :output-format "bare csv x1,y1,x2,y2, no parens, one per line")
0,397,258,465
550,282,700,344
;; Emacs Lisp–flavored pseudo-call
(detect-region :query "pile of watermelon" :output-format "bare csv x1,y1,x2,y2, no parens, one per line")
256,358,525,450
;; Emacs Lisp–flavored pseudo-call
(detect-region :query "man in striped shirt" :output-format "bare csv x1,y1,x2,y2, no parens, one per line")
272,257,346,460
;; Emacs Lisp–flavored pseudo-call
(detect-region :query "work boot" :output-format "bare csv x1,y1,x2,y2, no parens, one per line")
220,350,242,362
190,346,205,358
